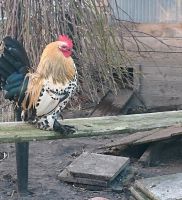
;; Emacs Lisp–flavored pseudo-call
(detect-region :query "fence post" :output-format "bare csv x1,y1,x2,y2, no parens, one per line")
15,107,29,194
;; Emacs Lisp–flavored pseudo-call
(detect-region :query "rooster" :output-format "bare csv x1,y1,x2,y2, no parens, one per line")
0,35,77,134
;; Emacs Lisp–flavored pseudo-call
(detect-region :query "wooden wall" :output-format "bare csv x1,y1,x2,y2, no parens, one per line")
127,24,182,109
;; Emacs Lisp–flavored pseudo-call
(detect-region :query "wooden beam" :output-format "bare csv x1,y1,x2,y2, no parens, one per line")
129,187,147,200
138,142,165,167
1,110,182,143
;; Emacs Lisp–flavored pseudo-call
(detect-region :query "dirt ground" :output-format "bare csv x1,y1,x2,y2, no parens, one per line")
0,134,128,200
0,132,182,200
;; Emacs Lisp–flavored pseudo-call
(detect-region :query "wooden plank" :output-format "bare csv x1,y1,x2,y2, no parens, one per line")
139,95,182,108
135,181,160,200
125,36,182,52
130,187,149,200
140,93,182,104
140,89,182,98
141,92,182,99
141,75,182,82
101,125,182,150
140,79,182,87
141,66,182,81
141,77,182,83
140,90,182,98
142,72,182,80
141,65,182,75
134,53,182,67
1,110,182,143
101,129,160,149
139,80,182,99
134,126,182,145
134,23,182,38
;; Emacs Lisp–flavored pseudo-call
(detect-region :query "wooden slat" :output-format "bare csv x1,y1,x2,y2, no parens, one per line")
135,181,160,200
142,75,182,82
125,36,182,52
134,53,182,67
139,95,182,108
102,125,182,150
130,186,147,200
101,129,160,149
141,66,182,81
1,110,182,143
140,92,182,100
134,23,182,38
140,85,182,97
134,126,182,144
141,65,182,74
124,33,182,108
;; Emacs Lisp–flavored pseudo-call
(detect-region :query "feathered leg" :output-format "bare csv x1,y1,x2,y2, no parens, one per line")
36,109,75,134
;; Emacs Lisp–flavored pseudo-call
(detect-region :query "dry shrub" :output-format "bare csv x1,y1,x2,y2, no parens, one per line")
0,0,140,113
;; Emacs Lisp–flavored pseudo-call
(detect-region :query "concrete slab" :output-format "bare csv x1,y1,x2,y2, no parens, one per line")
58,169,108,187
135,173,182,200
66,152,130,182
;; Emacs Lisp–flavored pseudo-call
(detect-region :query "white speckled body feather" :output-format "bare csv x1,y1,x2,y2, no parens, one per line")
34,70,77,130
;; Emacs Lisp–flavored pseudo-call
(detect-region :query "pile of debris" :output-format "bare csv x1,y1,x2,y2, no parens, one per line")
100,125,182,166
58,123,182,199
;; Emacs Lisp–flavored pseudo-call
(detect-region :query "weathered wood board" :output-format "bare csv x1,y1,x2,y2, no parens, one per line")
134,125,182,144
125,36,182,53
135,56,182,108
135,173,182,200
0,110,182,143
102,129,160,149
130,186,150,200
103,125,182,149
125,35,182,109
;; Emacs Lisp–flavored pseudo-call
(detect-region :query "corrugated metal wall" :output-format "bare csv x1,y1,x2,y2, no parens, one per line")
110,0,182,23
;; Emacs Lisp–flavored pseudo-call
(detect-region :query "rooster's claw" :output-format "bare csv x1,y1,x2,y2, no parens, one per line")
53,119,75,135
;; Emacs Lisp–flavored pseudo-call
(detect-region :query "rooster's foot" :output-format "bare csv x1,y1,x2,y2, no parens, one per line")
53,119,75,135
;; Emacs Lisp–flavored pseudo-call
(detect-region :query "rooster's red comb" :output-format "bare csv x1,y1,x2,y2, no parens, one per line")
58,35,73,48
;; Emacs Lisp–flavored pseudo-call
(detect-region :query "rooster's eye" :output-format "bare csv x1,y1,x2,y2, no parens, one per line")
61,45,67,49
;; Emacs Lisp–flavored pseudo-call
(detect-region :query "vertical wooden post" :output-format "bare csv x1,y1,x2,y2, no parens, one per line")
15,142,29,193
14,2,30,194
15,107,29,194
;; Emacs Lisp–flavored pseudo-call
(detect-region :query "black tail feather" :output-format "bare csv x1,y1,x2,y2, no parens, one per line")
3,49,25,71
0,56,16,75
0,36,29,81
0,66,9,79
0,36,30,103
3,36,29,67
